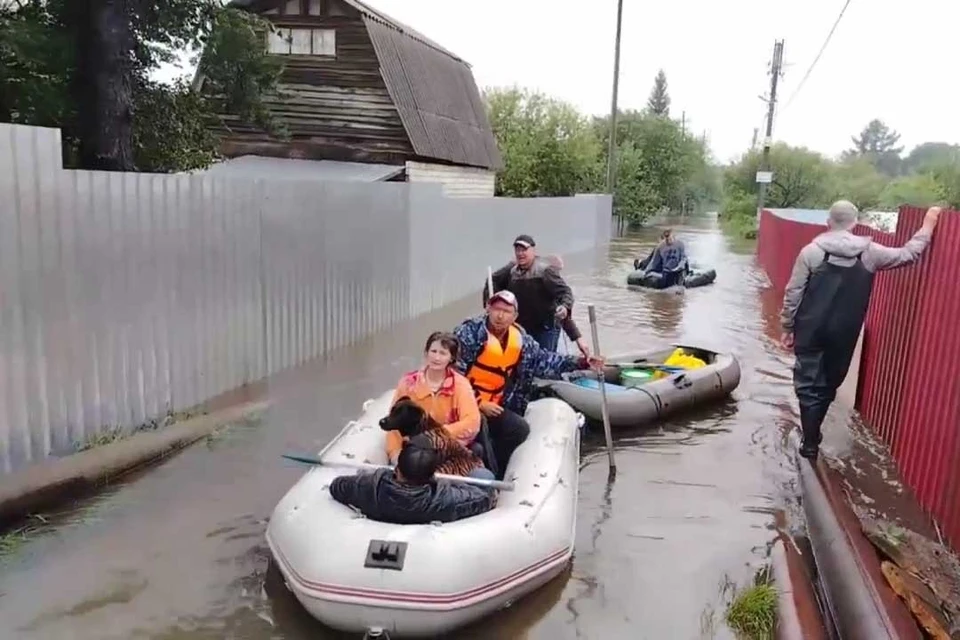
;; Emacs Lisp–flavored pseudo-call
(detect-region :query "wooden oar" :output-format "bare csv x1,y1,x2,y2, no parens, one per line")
587,304,617,478
282,454,515,492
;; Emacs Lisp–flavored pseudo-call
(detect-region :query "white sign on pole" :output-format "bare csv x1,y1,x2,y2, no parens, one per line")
755,171,773,184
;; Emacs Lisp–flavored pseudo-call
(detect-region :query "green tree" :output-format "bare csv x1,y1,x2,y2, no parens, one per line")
484,86,602,197
484,87,711,222
593,110,708,224
725,143,835,209
613,141,659,220
878,174,943,209
901,142,960,174
928,162,960,208
0,1,280,172
846,119,903,176
829,158,886,212
132,78,220,172
646,69,670,117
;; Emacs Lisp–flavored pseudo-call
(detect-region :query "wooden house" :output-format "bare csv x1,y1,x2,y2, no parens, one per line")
203,0,503,197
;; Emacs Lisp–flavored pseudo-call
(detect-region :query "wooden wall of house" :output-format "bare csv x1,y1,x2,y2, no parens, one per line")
215,0,413,165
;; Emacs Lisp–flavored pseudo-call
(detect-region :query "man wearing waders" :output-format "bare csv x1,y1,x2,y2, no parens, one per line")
780,201,942,460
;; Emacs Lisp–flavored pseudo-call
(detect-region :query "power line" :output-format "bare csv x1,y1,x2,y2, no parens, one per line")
781,0,853,111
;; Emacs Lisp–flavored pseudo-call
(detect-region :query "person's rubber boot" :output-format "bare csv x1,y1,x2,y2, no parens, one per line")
798,405,823,461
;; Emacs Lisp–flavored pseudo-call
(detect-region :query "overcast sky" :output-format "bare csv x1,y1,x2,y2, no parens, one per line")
158,0,960,163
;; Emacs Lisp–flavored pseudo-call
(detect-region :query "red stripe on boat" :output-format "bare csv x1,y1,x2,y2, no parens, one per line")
269,538,572,605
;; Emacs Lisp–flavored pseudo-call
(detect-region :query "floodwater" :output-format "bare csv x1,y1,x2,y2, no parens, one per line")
0,215,806,639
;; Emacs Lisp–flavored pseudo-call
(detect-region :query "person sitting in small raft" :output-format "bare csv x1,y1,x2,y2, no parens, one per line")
384,331,486,473
641,229,689,287
328,439,497,525
454,289,605,480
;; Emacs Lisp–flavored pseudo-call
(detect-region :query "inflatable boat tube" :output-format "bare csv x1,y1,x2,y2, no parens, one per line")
626,268,717,289
536,344,741,429
266,390,582,637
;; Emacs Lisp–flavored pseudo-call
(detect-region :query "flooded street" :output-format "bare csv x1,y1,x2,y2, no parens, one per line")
0,216,805,639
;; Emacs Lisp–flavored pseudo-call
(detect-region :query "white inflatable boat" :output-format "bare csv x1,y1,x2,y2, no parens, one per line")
266,390,583,637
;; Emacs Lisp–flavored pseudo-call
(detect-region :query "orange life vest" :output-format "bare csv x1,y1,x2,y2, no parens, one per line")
466,325,523,405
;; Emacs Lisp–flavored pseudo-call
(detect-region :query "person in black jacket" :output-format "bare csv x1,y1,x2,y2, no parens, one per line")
328,439,496,524
483,234,589,355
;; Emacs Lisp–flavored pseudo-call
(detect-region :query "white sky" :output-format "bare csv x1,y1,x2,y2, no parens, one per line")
157,0,960,163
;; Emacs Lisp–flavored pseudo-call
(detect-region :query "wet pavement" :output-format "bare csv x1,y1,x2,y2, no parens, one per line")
0,215,806,639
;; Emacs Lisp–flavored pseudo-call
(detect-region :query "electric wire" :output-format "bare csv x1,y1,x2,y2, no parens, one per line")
781,0,853,111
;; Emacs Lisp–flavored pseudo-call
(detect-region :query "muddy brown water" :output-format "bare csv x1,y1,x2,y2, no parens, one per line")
0,216,807,639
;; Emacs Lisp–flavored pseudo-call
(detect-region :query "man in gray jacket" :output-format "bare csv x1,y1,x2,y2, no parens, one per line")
780,201,942,460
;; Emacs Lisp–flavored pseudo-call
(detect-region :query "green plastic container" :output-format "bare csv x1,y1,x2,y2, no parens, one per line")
620,368,655,387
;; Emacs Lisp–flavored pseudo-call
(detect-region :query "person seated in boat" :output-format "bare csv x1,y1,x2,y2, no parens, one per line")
328,439,497,525
642,229,689,287
454,289,605,480
384,331,484,469
380,396,494,480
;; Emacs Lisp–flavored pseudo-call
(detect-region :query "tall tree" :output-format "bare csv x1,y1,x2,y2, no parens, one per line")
724,143,834,209
901,142,960,174
484,87,602,198
0,0,280,172
646,69,670,117
70,0,139,170
847,119,903,176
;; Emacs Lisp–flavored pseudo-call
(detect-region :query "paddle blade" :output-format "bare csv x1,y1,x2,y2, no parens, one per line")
282,453,322,465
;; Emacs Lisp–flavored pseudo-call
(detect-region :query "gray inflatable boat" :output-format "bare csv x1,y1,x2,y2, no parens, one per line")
536,345,741,428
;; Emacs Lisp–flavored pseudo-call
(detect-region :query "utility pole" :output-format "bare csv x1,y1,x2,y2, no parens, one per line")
751,127,759,149
681,111,686,135
605,0,625,197
757,40,784,221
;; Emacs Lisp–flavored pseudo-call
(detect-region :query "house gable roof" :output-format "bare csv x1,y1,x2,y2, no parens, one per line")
229,0,503,170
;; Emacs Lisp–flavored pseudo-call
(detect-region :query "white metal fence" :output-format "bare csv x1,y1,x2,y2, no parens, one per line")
0,123,611,474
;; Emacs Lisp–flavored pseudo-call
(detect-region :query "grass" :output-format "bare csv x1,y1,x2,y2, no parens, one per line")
725,567,778,640
0,514,48,558
72,407,207,453
719,190,760,240
720,213,759,239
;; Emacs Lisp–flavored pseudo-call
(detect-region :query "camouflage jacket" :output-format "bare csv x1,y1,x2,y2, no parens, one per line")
453,314,586,415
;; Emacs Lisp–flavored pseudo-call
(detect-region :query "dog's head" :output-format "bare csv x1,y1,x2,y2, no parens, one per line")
379,396,427,437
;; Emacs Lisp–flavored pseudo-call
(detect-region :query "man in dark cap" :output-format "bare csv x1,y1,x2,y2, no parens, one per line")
482,234,588,355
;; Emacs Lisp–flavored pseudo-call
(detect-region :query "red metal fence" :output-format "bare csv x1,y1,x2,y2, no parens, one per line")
757,207,960,550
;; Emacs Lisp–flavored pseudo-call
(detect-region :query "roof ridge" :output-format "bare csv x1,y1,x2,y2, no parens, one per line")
341,0,470,67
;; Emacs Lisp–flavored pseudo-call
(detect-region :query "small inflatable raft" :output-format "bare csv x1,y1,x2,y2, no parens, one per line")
628,249,717,289
626,267,717,289
536,345,741,429
266,390,582,637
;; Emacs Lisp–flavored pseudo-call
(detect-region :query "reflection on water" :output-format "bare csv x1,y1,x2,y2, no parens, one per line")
0,216,804,640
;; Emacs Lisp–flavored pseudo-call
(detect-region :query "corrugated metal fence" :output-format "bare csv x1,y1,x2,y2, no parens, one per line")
757,206,960,550
0,123,611,475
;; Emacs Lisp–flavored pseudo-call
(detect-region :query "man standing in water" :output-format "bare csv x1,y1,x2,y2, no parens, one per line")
780,201,942,460
484,234,589,355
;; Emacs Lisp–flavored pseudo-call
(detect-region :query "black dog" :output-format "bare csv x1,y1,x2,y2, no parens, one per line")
379,397,484,476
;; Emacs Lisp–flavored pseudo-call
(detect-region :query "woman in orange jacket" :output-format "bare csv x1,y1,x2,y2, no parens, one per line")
385,331,483,467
